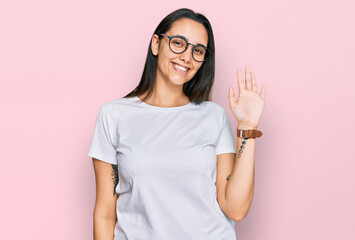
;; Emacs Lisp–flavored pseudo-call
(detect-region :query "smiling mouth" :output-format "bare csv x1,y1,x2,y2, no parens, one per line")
172,62,190,74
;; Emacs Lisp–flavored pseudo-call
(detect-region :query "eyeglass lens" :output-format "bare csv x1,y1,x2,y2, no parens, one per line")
170,37,209,62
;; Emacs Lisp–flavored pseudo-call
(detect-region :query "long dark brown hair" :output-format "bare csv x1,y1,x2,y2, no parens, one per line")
123,8,215,105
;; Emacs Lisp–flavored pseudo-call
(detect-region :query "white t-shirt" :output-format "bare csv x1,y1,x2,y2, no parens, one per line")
88,96,237,240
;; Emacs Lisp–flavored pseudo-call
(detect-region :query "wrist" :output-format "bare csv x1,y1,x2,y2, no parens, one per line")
236,128,263,138
237,125,258,130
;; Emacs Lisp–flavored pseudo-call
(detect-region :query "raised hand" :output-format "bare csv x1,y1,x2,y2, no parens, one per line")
228,65,266,129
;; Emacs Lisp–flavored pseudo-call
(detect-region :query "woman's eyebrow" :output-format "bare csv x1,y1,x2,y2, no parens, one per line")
174,34,207,47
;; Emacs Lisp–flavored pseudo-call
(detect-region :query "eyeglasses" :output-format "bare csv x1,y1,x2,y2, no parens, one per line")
159,33,211,62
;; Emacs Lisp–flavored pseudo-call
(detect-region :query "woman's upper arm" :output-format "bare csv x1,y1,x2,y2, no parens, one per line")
92,158,119,220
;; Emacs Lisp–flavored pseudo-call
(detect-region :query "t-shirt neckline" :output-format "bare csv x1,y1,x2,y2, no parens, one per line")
131,96,193,111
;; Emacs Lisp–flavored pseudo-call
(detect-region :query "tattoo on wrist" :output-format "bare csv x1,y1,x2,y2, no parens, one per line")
237,137,248,159
227,138,249,181
111,164,119,195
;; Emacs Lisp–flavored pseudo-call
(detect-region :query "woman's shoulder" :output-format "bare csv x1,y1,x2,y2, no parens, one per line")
198,100,225,114
98,96,136,118
101,96,132,108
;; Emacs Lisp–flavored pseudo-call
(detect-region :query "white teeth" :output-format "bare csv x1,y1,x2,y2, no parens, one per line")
173,63,188,72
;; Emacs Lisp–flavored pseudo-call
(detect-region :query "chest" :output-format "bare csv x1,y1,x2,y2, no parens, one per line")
115,110,220,178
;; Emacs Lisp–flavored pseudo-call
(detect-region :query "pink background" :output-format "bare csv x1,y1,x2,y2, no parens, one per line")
1,0,354,239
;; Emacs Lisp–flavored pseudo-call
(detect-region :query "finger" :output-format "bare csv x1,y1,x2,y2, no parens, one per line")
260,82,266,100
237,68,245,93
229,86,236,106
251,72,257,92
245,65,252,90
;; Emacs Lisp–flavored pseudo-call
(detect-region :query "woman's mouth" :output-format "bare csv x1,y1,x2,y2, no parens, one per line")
172,62,190,74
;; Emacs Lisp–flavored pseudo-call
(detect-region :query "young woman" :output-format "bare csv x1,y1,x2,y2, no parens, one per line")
88,8,266,240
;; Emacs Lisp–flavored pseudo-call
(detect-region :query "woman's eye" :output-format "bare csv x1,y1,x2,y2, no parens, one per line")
195,49,203,54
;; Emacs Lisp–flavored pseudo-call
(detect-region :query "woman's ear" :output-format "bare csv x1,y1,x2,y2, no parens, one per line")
151,34,160,56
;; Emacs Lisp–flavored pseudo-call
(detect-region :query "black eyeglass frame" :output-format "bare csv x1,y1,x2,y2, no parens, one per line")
159,33,211,63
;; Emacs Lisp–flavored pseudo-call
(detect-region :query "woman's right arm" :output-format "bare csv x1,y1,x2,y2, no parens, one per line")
92,158,119,240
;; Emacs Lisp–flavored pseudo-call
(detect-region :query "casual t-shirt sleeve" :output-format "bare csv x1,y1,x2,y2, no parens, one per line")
215,109,237,155
88,106,118,165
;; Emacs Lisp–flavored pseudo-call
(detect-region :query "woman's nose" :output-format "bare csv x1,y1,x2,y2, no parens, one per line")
179,44,193,63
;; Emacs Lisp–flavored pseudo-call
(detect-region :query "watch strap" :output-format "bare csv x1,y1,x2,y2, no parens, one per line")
237,129,263,138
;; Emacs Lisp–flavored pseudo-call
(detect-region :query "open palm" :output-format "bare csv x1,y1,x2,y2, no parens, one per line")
229,65,266,129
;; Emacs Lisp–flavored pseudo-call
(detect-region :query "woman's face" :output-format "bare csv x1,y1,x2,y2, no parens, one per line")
151,18,209,86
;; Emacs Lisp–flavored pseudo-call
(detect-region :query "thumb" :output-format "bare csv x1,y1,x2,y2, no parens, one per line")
229,86,236,106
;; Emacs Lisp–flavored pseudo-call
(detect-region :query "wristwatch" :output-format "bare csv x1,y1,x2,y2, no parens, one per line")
237,129,263,138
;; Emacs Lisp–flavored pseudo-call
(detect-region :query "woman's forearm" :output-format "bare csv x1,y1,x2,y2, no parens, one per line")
225,125,256,221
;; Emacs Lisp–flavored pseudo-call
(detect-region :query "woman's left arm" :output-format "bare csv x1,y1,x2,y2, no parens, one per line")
219,65,266,221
